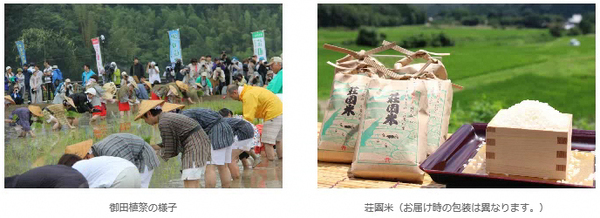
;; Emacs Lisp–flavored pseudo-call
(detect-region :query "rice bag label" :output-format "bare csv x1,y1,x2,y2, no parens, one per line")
423,80,453,155
319,75,369,153
356,87,421,166
426,84,447,151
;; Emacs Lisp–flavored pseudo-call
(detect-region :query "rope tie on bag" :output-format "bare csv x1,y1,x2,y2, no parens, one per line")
382,40,463,89
324,43,401,78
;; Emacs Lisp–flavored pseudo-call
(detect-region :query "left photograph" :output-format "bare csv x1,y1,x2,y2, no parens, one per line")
4,4,283,188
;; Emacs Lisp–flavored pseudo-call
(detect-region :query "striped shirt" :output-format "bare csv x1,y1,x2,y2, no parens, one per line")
157,112,211,170
91,133,160,172
223,117,255,141
180,108,234,150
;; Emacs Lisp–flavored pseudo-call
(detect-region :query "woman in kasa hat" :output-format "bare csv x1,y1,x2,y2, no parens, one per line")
168,81,194,104
42,96,77,130
4,105,44,138
116,79,135,119
135,100,211,188
64,133,160,188
5,95,16,106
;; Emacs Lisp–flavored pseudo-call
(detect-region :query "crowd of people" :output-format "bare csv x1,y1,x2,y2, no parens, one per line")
4,53,284,188
5,52,283,106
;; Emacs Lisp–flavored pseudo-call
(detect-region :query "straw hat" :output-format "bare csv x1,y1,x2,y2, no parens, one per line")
64,96,76,108
162,102,185,112
143,81,152,89
64,78,71,83
64,139,94,158
5,95,15,105
168,85,179,97
102,83,116,100
28,105,43,117
195,83,203,88
134,100,165,121
175,81,189,92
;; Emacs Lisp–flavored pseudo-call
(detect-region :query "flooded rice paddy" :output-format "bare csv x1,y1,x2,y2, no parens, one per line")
4,99,282,188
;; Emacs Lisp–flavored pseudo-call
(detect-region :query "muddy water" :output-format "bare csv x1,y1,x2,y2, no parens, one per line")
162,159,283,188
5,109,282,188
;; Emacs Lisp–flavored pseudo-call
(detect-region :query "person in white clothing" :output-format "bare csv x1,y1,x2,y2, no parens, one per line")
64,135,160,188
71,156,141,188
147,61,161,84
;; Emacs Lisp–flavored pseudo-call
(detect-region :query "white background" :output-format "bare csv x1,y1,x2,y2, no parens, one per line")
1,1,598,218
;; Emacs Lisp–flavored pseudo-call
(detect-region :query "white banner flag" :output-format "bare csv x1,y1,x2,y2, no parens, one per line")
252,30,267,61
91,37,103,75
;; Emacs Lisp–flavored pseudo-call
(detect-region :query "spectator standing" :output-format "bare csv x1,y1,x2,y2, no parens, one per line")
23,63,32,103
43,68,54,102
130,57,145,83
266,57,283,95
51,65,63,89
147,61,161,84
174,59,184,82
81,64,96,86
111,62,121,87
15,68,25,99
257,57,268,85
30,65,44,104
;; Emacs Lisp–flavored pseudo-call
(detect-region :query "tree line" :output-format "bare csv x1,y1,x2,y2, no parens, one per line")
5,4,282,80
318,4,594,31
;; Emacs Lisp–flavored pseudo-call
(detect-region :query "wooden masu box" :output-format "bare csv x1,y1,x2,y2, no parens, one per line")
486,110,572,180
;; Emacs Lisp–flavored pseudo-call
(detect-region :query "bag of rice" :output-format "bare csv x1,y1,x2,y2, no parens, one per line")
384,41,456,155
318,43,398,163
349,77,429,183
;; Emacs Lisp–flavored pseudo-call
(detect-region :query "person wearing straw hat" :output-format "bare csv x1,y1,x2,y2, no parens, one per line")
102,81,117,103
161,102,185,114
64,133,160,188
5,105,44,138
117,79,136,119
135,100,211,188
169,81,194,104
227,83,283,160
136,80,151,101
5,163,89,188
42,97,77,130
5,95,16,106
65,142,142,188
150,82,168,100
179,108,234,188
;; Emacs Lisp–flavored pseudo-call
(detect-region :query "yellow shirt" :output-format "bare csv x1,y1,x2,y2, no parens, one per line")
240,84,282,122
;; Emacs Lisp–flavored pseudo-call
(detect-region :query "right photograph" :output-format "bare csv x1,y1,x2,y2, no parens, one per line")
317,4,595,188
